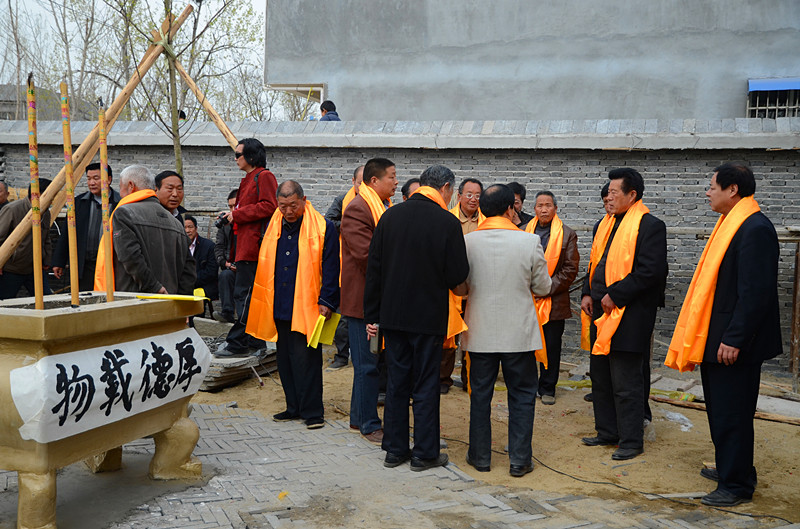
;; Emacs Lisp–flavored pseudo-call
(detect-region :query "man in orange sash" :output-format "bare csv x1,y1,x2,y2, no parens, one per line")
365,165,469,471
341,158,396,443
462,184,551,477
579,168,666,461
324,165,364,371
667,164,781,507
246,181,339,429
526,191,579,405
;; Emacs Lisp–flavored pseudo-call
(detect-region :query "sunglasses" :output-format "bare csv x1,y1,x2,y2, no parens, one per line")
234,152,243,159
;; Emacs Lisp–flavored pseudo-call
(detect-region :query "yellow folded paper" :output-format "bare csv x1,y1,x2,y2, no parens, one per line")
308,312,342,348
136,293,207,302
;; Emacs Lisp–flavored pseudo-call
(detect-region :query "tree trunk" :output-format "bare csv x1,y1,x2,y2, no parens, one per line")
167,53,182,174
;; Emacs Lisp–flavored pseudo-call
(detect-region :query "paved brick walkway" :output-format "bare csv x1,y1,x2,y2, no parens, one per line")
2,404,797,528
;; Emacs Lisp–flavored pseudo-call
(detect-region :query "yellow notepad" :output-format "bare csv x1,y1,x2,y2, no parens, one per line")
308,312,342,348
136,293,207,302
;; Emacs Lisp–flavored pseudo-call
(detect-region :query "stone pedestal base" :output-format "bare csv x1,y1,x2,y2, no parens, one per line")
85,447,123,473
17,471,57,529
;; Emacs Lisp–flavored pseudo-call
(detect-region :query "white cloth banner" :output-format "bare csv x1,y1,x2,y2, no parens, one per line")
10,328,210,443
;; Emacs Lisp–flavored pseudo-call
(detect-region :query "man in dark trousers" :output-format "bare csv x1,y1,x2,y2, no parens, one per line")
214,189,238,323
184,215,218,301
364,164,469,471
580,168,666,461
52,163,121,291
215,138,278,357
666,163,781,507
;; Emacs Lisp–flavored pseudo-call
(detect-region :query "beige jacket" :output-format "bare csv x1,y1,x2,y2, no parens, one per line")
461,227,551,353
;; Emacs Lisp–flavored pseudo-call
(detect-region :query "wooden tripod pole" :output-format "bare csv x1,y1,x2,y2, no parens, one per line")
174,59,238,149
98,103,114,302
26,73,44,310
0,4,194,270
60,81,80,306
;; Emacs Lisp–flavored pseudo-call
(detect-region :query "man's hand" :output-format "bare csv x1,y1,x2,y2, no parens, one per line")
717,342,740,365
53,266,64,279
580,295,593,317
511,210,521,225
157,286,168,294
600,293,616,315
219,210,234,223
366,323,379,339
319,304,332,320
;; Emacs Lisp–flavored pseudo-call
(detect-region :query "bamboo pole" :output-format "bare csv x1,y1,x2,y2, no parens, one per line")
26,73,44,310
60,81,80,306
174,60,238,149
0,5,194,269
98,102,114,302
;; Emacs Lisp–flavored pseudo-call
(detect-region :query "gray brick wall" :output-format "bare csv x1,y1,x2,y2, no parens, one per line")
2,143,798,372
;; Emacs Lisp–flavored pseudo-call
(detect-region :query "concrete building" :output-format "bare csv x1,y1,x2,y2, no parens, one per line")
264,0,800,121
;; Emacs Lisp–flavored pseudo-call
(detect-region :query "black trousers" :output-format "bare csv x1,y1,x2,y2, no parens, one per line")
227,261,265,353
701,361,761,498
382,330,443,460
333,316,350,363
590,350,644,449
275,320,324,420
538,319,565,396
79,258,97,292
468,351,537,467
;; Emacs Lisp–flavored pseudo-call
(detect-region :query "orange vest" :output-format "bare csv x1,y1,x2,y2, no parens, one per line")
665,197,761,372
246,201,327,344
93,189,158,291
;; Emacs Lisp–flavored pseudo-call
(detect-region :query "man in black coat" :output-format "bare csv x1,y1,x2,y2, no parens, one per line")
364,164,469,472
184,215,218,301
52,163,121,291
687,163,781,507
580,168,667,461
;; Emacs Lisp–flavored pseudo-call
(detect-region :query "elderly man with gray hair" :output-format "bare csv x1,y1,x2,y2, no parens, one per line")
94,164,195,294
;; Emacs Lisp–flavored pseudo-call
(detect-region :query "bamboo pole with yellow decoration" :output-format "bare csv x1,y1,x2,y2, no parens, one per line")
26,73,44,310
98,99,114,302
60,80,80,306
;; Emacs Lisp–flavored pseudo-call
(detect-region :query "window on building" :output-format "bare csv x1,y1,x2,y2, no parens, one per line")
747,78,800,118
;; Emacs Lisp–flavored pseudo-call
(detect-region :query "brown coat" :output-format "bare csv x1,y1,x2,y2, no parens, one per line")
547,224,579,321
340,195,375,318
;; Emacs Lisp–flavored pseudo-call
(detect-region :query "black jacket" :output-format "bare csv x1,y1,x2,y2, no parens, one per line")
364,193,469,335
193,235,219,299
704,212,782,364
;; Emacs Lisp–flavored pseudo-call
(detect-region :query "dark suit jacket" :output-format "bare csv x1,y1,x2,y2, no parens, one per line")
52,189,121,276
582,211,667,353
193,235,219,299
340,194,375,319
704,212,782,364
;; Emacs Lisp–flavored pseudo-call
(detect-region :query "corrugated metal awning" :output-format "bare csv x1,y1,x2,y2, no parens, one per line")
748,77,800,92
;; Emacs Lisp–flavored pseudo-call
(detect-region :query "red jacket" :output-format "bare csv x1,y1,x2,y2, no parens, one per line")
232,167,277,262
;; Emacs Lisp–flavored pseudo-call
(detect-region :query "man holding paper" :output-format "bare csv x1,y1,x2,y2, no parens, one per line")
666,163,781,507
246,181,339,430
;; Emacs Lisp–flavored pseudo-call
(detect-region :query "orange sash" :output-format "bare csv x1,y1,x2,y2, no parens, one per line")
475,215,547,367
338,186,359,286
580,214,614,350
93,189,157,291
665,197,760,372
449,204,486,227
358,184,390,226
342,186,357,213
246,201,327,344
590,200,650,355
525,214,563,327
413,186,468,341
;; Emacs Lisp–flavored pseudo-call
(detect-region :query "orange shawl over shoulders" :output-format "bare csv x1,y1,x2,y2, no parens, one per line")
246,201,327,344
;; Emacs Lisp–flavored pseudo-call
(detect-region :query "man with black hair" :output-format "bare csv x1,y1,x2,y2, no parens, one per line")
319,100,340,121
184,215,218,301
365,164,469,472
0,179,54,299
508,182,534,228
666,163,781,507
462,184,551,476
53,162,121,291
214,189,238,323
450,178,484,234
155,170,186,224
580,168,666,461
216,138,278,357
401,178,421,200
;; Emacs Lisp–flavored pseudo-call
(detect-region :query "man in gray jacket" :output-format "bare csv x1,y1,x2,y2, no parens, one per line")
110,165,195,294
461,184,551,477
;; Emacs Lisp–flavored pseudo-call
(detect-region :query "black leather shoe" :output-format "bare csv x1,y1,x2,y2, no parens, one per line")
700,467,719,482
581,436,618,446
465,455,490,472
272,411,299,422
583,392,593,402
410,453,449,472
611,447,643,460
701,488,750,507
509,463,533,477
384,452,411,468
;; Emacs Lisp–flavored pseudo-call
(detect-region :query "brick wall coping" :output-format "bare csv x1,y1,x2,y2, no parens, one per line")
0,118,798,150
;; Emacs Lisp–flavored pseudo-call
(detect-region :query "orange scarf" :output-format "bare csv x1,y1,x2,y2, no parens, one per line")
93,189,157,291
413,186,468,341
358,184,390,226
342,186,357,213
590,200,650,355
246,201,327,344
665,197,760,372
525,214,563,327
338,186,359,286
476,215,547,367
449,204,486,227
580,214,614,350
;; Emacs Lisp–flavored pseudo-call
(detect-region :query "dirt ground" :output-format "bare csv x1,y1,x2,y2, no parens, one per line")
193,345,800,522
